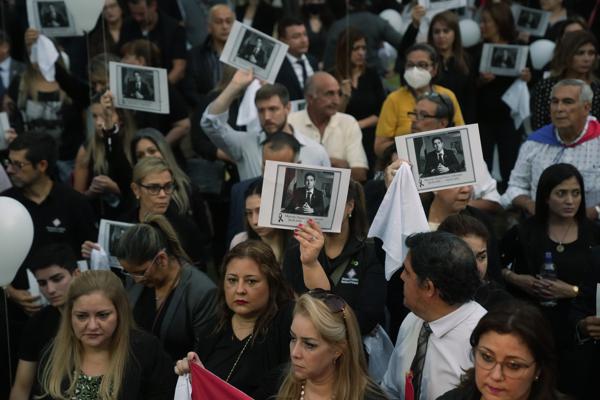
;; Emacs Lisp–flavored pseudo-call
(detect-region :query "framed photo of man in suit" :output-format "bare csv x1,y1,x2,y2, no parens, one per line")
479,44,528,77
27,0,77,37
395,124,486,193
259,161,351,233
109,62,170,114
220,21,289,83
512,5,550,36
98,219,134,267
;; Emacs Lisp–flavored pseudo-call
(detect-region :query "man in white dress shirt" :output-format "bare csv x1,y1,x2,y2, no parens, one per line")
382,231,487,400
201,68,330,180
0,31,24,97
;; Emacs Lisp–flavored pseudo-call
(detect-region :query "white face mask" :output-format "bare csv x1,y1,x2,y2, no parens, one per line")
404,67,432,89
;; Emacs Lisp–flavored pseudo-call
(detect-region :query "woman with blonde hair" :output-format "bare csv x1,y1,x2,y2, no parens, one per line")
277,291,387,400
37,270,175,399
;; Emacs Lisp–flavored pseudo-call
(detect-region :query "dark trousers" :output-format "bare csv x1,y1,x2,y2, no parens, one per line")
479,119,524,183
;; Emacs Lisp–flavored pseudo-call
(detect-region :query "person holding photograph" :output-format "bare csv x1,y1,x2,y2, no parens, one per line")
73,91,136,219
285,172,326,217
283,180,386,336
472,2,531,186
374,43,465,157
36,270,177,400
114,214,217,361
174,241,294,399
276,291,388,400
530,31,599,131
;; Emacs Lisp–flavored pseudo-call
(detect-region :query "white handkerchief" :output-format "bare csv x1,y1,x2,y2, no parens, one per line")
236,79,261,127
502,79,530,129
90,246,111,271
368,163,429,280
30,34,59,82
26,268,48,306
173,374,192,400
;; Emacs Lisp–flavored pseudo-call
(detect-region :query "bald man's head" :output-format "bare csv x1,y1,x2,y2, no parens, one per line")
208,5,234,44
304,72,341,120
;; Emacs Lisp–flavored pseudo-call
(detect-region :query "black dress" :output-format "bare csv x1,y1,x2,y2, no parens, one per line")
195,303,294,399
435,56,477,124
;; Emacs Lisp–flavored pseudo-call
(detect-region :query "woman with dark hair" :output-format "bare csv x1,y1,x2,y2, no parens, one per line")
235,0,281,35
438,214,511,310
230,178,289,263
36,270,176,399
73,91,136,219
501,163,600,396
282,180,386,335
114,214,216,361
301,0,334,64
472,2,530,185
531,31,599,130
427,10,476,123
174,240,294,398
334,27,385,172
437,301,561,400
87,0,124,57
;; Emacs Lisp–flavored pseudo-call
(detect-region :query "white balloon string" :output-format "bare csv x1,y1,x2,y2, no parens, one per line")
2,289,12,385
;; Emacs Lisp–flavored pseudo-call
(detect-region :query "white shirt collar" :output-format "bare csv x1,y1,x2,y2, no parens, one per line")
0,57,11,71
428,301,481,338
286,53,307,64
554,116,594,145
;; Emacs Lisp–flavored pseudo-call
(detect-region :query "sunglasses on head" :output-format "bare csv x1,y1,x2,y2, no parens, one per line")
307,289,346,315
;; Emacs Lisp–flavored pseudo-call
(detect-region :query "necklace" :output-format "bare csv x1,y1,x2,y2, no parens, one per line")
551,220,575,253
225,334,253,382
299,383,335,400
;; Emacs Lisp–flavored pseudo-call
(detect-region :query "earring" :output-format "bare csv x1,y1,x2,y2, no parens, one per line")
534,375,539,381
348,213,352,218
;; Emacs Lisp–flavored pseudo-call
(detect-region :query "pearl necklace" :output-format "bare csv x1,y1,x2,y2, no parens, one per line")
299,383,334,400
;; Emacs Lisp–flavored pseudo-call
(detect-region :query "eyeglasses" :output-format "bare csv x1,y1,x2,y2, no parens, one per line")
138,182,175,195
474,347,536,379
121,249,165,280
307,289,346,315
405,61,433,69
3,158,32,171
407,111,438,121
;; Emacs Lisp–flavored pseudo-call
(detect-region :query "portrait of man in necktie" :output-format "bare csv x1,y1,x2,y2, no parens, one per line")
285,172,326,216
422,136,460,177
123,69,154,101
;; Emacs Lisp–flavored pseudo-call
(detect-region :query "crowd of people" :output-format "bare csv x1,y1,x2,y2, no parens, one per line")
1,0,600,399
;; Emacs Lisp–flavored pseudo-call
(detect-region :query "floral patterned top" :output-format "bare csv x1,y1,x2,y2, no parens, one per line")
73,372,103,400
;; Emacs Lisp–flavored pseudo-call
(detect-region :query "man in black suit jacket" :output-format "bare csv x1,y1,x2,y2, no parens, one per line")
492,48,516,69
239,37,269,69
286,172,326,216
423,136,460,177
275,17,318,101
125,71,152,100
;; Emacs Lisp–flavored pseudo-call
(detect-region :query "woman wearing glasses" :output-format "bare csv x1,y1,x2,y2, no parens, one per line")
375,43,465,157
436,301,561,400
37,270,177,400
81,157,206,266
114,214,216,361
277,291,387,400
175,240,295,398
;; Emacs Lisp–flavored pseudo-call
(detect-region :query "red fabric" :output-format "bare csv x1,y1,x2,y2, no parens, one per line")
405,371,414,400
571,119,600,147
190,363,253,400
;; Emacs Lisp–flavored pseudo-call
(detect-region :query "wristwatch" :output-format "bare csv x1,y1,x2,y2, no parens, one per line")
595,205,600,220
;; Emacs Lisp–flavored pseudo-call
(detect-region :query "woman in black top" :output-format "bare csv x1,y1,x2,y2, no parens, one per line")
427,11,477,123
334,28,386,172
501,163,600,396
472,2,530,184
175,240,294,399
302,0,334,64
283,180,386,335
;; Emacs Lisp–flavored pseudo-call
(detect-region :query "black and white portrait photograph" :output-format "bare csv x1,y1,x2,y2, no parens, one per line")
395,124,486,192
418,0,467,12
0,112,10,150
98,219,134,267
122,68,155,101
220,21,289,83
491,47,517,69
259,161,351,233
479,43,529,77
27,0,77,37
513,5,550,36
109,61,170,114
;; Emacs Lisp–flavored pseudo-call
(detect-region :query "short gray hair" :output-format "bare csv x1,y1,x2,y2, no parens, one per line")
551,79,594,104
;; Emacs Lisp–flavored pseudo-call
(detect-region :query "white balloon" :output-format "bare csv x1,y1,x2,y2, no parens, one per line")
0,197,34,287
530,39,556,70
66,0,105,33
379,9,404,34
459,19,481,48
